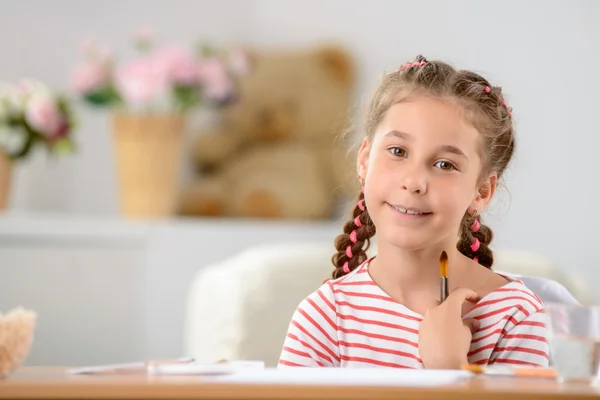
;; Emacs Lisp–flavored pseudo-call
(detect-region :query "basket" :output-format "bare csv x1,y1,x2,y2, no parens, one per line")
0,152,12,212
112,113,184,219
0,308,36,379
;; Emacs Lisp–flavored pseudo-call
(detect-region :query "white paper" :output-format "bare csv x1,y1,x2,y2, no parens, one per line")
205,367,473,387
66,362,146,375
148,361,265,376
66,357,195,375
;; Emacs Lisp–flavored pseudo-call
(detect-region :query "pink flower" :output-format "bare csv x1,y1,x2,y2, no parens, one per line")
152,45,200,85
71,62,110,95
25,94,67,139
115,56,168,106
197,58,234,101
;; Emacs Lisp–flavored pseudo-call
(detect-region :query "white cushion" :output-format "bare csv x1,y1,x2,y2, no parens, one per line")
184,243,334,366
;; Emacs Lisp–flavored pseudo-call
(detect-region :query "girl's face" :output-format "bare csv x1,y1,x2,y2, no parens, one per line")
357,95,496,251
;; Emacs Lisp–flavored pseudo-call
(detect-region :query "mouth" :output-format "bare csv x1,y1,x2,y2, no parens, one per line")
387,203,433,216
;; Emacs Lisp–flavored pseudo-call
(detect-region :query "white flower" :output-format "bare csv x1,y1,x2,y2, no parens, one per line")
0,124,26,157
12,80,52,110
0,80,52,120
0,84,20,120
17,79,52,98
0,99,9,122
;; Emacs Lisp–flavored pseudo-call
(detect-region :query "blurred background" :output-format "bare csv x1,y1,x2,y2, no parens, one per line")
0,0,598,367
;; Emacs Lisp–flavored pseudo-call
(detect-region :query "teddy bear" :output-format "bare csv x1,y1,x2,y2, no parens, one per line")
177,44,357,219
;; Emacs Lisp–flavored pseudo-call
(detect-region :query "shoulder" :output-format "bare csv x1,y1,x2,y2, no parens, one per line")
466,279,545,325
293,261,372,316
296,281,336,316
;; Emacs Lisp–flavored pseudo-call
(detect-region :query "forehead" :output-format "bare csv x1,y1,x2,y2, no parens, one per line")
375,96,481,151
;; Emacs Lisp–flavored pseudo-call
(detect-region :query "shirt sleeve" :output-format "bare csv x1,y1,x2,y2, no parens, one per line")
278,283,340,367
489,311,550,367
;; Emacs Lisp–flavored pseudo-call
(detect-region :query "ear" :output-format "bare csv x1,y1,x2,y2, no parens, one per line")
471,173,498,215
356,137,370,181
313,45,354,86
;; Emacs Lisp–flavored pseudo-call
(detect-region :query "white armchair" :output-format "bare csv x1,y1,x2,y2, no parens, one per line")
184,243,590,367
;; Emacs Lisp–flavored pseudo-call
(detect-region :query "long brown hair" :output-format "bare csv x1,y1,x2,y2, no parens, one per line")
331,55,515,278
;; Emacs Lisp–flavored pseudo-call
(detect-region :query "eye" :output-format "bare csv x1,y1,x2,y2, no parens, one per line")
434,160,456,171
389,147,407,158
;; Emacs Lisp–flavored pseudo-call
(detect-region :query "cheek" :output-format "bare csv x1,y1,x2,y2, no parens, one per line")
366,151,394,180
431,175,476,215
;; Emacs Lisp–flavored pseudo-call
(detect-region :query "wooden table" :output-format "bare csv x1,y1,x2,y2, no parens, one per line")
1,367,600,400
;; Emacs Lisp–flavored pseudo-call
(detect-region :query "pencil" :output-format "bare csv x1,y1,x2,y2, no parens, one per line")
440,251,449,302
462,364,557,379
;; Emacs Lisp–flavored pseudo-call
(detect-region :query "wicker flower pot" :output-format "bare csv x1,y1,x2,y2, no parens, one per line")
112,113,184,219
0,152,12,212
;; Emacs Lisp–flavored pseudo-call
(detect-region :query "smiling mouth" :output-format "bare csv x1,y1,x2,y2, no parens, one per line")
388,203,432,216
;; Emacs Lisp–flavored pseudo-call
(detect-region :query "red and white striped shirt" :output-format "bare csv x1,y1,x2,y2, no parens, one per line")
279,260,550,368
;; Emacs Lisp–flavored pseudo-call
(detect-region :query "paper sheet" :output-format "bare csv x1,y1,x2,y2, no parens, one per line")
66,357,195,375
205,367,473,387
148,361,265,376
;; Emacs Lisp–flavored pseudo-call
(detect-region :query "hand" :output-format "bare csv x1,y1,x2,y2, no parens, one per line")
418,288,481,369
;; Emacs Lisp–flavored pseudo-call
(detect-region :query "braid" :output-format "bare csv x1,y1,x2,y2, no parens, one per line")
331,190,376,279
457,211,494,268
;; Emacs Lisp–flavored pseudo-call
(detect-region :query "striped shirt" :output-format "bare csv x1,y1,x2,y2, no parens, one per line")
279,259,550,368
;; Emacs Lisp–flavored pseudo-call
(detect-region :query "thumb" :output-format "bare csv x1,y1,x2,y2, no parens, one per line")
464,318,480,333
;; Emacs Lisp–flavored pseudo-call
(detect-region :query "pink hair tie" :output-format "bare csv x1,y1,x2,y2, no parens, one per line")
485,86,513,115
358,199,365,211
346,245,353,258
473,256,479,263
354,215,362,227
399,61,427,71
470,219,480,232
350,230,358,244
342,262,350,273
470,237,480,253
502,100,513,115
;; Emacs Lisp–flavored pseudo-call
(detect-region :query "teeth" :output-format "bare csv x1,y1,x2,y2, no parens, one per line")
394,206,423,215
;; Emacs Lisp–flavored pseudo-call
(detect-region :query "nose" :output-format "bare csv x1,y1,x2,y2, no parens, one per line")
400,166,427,195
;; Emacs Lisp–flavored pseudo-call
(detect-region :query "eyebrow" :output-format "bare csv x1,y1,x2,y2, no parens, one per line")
439,145,468,160
383,130,468,160
384,130,410,140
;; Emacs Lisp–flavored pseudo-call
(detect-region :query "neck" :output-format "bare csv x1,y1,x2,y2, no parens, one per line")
370,239,464,292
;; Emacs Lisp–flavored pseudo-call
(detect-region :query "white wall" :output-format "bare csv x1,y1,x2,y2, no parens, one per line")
249,0,600,282
4,0,597,286
1,0,599,363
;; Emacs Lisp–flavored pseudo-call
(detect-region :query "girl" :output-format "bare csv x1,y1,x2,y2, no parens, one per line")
278,55,549,369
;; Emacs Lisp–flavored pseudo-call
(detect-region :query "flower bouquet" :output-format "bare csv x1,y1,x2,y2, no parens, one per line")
0,80,76,210
71,30,248,218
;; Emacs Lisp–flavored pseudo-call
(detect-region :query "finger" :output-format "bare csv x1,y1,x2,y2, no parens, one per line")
424,299,442,314
447,288,481,310
463,318,480,333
